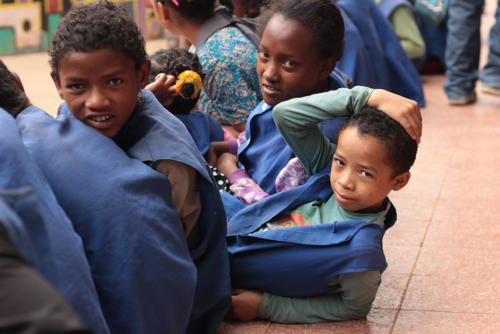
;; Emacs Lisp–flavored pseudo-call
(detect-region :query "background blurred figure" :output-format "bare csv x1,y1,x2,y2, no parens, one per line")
444,0,500,105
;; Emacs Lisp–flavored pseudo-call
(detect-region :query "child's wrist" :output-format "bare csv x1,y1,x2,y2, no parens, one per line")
227,168,248,184
228,139,239,155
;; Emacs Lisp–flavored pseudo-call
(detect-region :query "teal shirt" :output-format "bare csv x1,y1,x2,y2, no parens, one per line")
255,191,389,234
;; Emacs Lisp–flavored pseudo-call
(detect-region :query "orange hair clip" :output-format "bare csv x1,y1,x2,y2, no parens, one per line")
175,70,202,100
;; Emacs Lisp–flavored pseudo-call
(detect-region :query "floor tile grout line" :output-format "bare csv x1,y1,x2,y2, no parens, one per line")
377,306,500,315
388,134,461,333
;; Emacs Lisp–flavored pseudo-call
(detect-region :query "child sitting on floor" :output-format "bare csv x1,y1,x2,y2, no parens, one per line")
16,2,231,333
0,59,108,333
150,48,224,158
227,90,418,322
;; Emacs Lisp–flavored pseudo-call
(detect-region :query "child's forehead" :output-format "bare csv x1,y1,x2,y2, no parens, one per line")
59,49,134,67
336,127,392,168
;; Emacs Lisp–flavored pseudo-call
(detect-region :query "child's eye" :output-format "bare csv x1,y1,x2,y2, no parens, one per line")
109,78,123,86
334,158,344,166
360,170,373,178
283,60,298,69
258,51,270,60
67,83,85,91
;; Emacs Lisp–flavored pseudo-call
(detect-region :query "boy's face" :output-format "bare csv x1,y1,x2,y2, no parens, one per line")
330,126,410,213
257,14,334,107
53,48,150,138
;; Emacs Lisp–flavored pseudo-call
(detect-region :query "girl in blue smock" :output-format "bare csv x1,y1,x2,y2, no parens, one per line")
213,0,417,219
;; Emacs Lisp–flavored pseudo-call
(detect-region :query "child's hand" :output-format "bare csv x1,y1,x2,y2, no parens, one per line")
368,89,422,143
228,289,263,321
217,153,239,177
146,73,177,108
207,141,230,166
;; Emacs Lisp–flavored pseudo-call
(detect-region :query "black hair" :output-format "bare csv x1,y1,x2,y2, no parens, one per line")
49,0,147,80
338,106,418,177
158,0,216,20
256,0,344,61
0,60,31,118
150,48,204,114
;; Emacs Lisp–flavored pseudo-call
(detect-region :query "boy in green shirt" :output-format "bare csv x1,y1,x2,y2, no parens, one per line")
228,88,419,323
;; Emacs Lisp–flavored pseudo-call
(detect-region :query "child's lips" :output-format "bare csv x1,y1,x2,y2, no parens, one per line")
262,83,280,96
335,191,355,204
86,114,114,129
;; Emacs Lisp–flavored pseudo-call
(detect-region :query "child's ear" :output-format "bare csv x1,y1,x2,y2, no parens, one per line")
392,171,411,191
51,72,65,100
138,60,151,89
319,57,337,80
153,0,169,25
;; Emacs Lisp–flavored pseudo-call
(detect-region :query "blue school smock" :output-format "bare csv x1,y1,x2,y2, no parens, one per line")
16,104,198,334
337,6,378,88
175,110,224,155
105,89,231,334
236,70,348,196
227,167,396,297
0,108,109,334
336,0,426,107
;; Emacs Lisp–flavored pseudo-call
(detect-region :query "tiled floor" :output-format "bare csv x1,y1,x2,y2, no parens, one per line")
3,3,500,333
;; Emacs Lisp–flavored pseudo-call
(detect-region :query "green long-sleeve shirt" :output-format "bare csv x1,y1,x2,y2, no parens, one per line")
254,87,388,324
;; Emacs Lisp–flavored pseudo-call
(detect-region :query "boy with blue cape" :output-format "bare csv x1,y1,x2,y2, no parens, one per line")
15,2,231,334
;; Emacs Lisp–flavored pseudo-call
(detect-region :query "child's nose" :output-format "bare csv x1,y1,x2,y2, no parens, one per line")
338,171,354,190
262,61,279,82
86,88,110,110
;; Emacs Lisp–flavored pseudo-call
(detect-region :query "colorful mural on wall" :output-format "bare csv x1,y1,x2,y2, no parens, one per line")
0,0,164,54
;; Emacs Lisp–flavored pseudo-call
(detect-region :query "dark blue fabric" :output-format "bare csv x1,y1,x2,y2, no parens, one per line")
112,89,231,334
417,18,447,67
17,105,197,334
0,108,109,334
337,6,378,87
237,71,348,196
336,0,426,107
175,110,224,155
227,168,397,297
0,189,40,269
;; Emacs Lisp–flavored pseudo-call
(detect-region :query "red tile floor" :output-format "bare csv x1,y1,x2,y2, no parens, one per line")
3,3,500,332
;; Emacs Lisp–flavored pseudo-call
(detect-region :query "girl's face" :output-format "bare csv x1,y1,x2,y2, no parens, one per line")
53,48,150,138
257,14,334,107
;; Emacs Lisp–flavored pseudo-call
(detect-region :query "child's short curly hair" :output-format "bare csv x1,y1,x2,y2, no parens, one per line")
256,0,344,62
0,60,30,118
150,48,204,114
49,1,147,79
338,107,418,177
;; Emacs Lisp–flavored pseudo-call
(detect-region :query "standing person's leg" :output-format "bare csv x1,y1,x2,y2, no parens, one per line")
480,0,500,94
444,0,485,104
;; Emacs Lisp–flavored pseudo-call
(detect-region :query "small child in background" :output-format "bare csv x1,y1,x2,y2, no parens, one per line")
227,92,419,322
150,48,231,191
150,48,224,157
17,2,231,333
